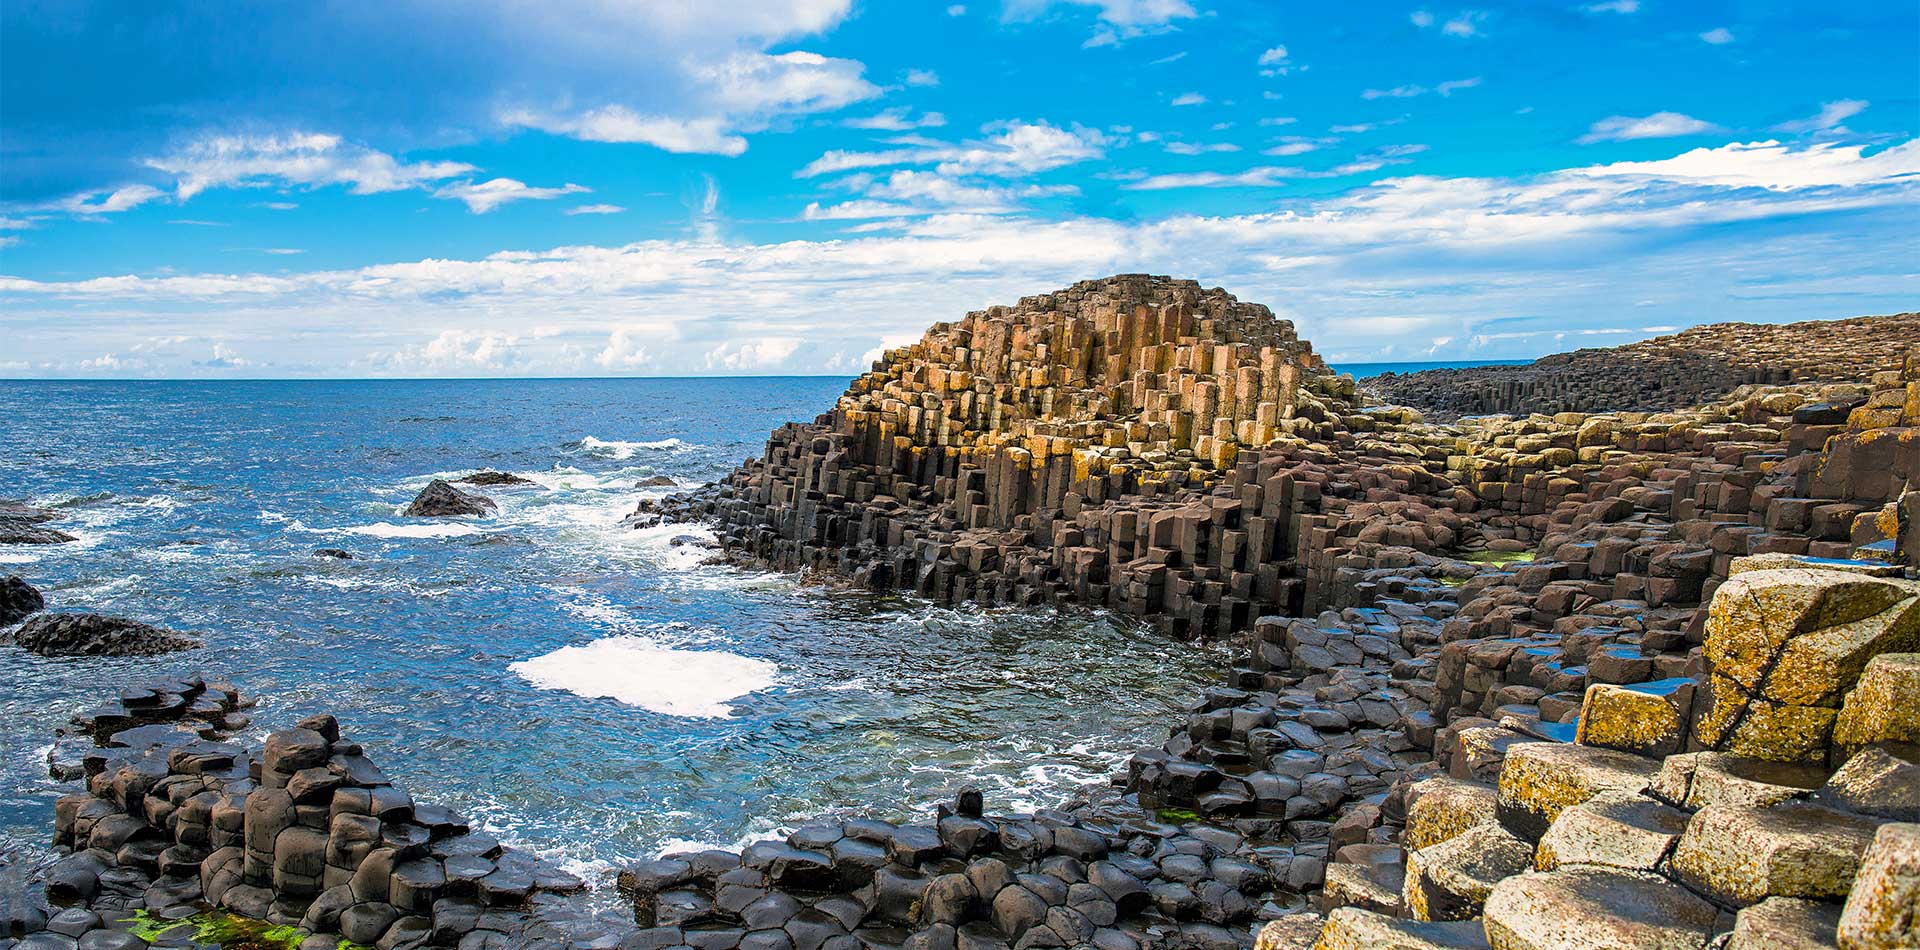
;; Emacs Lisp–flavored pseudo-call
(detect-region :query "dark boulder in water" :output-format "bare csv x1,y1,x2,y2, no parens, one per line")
402,479,497,517
313,548,354,559
0,575,45,626
460,470,536,487
0,501,74,545
6,612,200,656
638,475,677,488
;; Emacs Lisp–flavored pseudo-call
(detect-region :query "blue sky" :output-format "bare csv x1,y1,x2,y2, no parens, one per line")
1,0,1915,377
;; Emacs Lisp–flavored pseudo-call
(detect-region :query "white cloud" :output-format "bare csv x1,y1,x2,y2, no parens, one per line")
8,138,1914,375
1577,112,1722,144
1582,0,1638,11
1700,27,1734,44
147,132,474,200
1151,51,1189,65
1437,77,1482,96
369,330,521,373
804,169,1077,219
1260,117,1298,127
1258,45,1289,66
566,204,627,216
1771,100,1869,134
1165,142,1241,155
432,178,591,213
1262,137,1333,156
1171,92,1208,106
504,50,877,156
595,329,654,369
1442,11,1488,36
904,69,941,87
262,248,304,255
1362,78,1478,100
798,121,1107,178
845,108,949,130
1007,0,1196,46
1123,166,1301,189
947,4,967,14
53,184,168,216
1410,11,1435,28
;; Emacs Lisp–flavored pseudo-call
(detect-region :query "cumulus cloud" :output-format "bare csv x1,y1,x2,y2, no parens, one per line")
595,330,654,369
1700,27,1734,44
7,138,1915,374
1577,112,1723,144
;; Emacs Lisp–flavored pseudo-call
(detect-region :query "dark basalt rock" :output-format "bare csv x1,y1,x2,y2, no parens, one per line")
402,479,497,517
1,574,46,625
312,548,355,559
0,501,75,544
459,471,536,487
7,612,201,656
639,475,678,488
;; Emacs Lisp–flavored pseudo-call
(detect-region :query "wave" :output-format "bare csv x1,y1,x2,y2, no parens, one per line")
575,436,688,460
341,522,483,539
509,636,777,718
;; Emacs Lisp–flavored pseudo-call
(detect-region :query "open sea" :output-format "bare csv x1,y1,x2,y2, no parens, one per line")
0,377,1231,892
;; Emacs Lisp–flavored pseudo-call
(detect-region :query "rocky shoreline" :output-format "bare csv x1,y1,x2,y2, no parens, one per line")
4,274,1917,950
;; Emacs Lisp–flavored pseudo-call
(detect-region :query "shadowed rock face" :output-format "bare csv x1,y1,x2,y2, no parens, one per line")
401,478,496,517
0,500,76,545
0,575,44,626
1361,311,1920,420
8,612,200,656
459,470,535,486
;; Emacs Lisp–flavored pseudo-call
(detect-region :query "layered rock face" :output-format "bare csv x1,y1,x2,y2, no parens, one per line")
1362,312,1920,419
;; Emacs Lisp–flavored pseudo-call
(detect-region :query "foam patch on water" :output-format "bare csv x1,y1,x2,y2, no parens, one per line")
510,636,776,717
343,522,482,539
577,436,687,460
0,553,40,564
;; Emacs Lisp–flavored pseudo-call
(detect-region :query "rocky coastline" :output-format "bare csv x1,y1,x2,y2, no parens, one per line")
4,274,1916,950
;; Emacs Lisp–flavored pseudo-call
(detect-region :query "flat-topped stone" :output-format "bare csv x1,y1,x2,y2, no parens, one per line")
1482,866,1720,950
1495,742,1660,840
1534,792,1689,874
1672,802,1883,906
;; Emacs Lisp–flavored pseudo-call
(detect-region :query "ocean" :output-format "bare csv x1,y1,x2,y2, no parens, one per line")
0,377,1227,890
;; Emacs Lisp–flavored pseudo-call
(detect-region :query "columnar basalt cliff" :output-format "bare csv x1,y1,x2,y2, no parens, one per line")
1361,312,1920,420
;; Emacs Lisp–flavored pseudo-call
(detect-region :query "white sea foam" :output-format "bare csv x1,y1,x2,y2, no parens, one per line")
578,436,687,460
510,636,777,718
0,552,40,564
342,522,482,539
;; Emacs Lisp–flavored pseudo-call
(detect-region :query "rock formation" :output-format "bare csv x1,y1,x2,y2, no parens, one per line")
17,678,598,950
1361,312,1920,420
459,471,536,487
7,613,201,657
402,479,497,518
0,575,44,626
0,500,76,545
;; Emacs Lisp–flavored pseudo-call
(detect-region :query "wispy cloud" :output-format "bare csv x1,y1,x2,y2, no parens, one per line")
432,178,590,214
1171,92,1208,106
566,204,628,216
1700,27,1734,44
798,121,1107,178
1578,111,1723,144
1581,0,1638,13
1362,78,1478,100
1771,100,1869,134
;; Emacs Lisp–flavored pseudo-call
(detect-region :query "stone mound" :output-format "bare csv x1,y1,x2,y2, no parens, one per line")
459,470,535,486
402,478,497,517
1362,311,1920,419
8,612,201,656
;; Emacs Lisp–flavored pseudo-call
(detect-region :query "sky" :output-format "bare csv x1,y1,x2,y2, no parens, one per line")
1,1,1915,378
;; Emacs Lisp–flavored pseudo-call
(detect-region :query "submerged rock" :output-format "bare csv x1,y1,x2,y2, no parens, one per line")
460,470,535,487
638,475,678,488
1,575,45,626
402,479,497,517
312,548,354,559
7,612,201,656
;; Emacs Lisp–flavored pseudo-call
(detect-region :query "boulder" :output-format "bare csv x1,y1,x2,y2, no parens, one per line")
1832,653,1920,762
0,502,74,545
1672,802,1882,906
1837,822,1919,950
1495,742,1660,839
402,480,496,518
1726,897,1842,950
0,575,45,625
1650,753,1825,811
1481,866,1719,950
1403,822,1532,922
1573,679,1691,758
1813,747,1920,821
1533,792,1689,874
1313,907,1491,950
638,476,678,488
1404,777,1499,852
7,613,200,656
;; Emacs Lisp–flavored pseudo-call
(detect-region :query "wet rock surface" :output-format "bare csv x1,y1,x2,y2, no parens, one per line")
459,471,536,487
0,501,77,545
6,613,201,657
1,575,46,626
401,479,497,518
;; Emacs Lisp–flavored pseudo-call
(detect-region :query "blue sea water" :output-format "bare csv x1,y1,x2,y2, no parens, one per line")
1332,359,1532,378
0,378,1224,889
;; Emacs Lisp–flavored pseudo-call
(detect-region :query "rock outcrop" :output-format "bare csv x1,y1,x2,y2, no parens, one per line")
0,500,76,545
0,575,44,626
1361,312,1920,420
460,470,535,487
6,613,201,657
402,479,497,517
